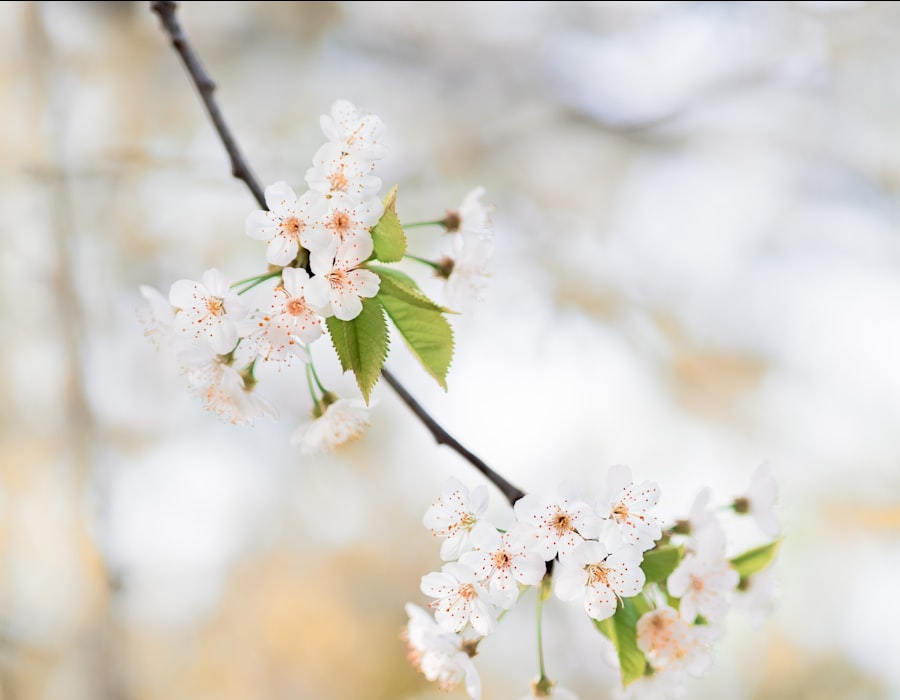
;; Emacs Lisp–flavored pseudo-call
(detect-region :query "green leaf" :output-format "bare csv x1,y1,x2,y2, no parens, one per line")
325,297,389,403
595,595,650,687
730,539,782,579
378,288,454,390
369,265,448,312
370,185,406,263
640,545,683,583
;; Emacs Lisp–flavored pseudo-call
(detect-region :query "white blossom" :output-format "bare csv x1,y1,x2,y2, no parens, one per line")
667,552,738,623
320,99,387,160
245,181,328,267
733,566,779,625
289,397,370,454
169,268,248,355
553,540,645,621
306,244,380,321
441,187,495,311
459,525,546,609
403,603,481,700
421,562,496,636
514,483,602,561
138,284,183,352
598,464,662,552
739,461,779,538
636,606,713,676
681,487,726,559
178,348,276,425
306,141,382,200
307,193,382,272
247,267,322,363
423,477,494,562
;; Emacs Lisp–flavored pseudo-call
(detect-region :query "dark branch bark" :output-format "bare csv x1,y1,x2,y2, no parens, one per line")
150,0,266,208
148,0,527,507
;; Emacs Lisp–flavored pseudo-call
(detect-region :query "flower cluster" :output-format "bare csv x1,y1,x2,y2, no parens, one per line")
139,101,494,449
404,463,781,699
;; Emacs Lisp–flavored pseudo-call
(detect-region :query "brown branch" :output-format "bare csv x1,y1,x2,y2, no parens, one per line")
148,0,527,507
150,0,266,208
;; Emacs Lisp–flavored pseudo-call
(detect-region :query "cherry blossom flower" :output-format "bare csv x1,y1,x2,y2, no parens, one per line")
458,525,546,609
306,244,380,321
598,464,662,552
667,552,738,623
247,267,322,363
306,141,382,200
612,669,688,700
423,477,494,562
403,603,481,700
169,268,248,355
440,187,495,311
289,396,370,454
245,181,329,266
735,461,779,538
138,284,182,352
421,562,496,636
320,99,387,160
734,566,779,625
679,487,726,559
514,483,602,561
307,193,382,272
636,606,713,676
553,540,645,622
178,348,276,425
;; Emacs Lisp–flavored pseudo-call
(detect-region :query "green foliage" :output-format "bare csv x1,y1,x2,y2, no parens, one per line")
730,539,782,579
370,185,407,263
326,297,389,403
595,594,651,687
372,266,453,389
640,545,683,583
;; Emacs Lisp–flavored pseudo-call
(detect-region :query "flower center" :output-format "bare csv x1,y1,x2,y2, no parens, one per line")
205,296,224,317
492,550,512,569
612,502,630,523
551,509,573,536
285,298,307,317
329,170,349,192
458,583,476,601
282,216,302,240
587,563,610,586
328,210,353,239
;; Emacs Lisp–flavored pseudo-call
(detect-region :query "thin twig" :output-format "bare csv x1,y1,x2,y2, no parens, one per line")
148,0,527,506
380,369,526,505
150,0,266,208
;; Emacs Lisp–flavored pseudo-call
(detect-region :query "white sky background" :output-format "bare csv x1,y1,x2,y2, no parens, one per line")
1,1,899,698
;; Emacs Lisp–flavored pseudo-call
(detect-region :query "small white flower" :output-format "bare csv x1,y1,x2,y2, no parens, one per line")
667,552,738,623
636,606,713,676
306,245,380,322
307,193,382,272
289,397,370,454
737,461,779,538
441,187,495,312
169,268,248,355
554,540,645,622
306,141,382,200
248,267,322,363
734,566,779,625
320,99,387,160
179,348,277,425
138,284,183,352
245,181,329,266
598,464,662,552
681,487,726,559
403,603,481,700
514,483,602,561
421,562,496,636
459,525,546,609
423,477,494,562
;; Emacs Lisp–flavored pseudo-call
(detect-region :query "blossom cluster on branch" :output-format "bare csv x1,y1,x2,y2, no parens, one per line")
140,99,493,452
404,464,781,699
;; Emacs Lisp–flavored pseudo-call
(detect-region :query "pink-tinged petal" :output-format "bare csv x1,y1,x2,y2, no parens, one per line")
266,236,299,267
246,209,276,240
264,180,297,214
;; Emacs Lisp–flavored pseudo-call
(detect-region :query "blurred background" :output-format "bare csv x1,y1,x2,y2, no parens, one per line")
2,1,899,698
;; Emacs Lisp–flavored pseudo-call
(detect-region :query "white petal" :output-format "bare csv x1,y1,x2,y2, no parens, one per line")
246,209,276,241
264,180,297,214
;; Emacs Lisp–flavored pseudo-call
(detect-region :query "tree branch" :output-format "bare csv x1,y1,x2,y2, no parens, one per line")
148,0,527,507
